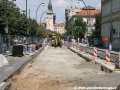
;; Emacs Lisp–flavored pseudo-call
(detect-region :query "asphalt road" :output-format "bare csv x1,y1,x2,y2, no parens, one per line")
80,46,118,62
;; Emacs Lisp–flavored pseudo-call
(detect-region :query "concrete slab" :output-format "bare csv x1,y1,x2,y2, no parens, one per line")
0,82,10,90
0,44,47,90
0,56,31,83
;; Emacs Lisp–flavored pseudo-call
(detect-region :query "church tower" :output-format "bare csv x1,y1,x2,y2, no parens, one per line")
46,0,54,31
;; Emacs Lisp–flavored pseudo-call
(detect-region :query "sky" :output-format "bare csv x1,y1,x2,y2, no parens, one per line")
14,0,101,23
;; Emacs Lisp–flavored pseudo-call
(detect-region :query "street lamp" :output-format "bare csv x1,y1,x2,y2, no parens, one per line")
36,3,44,22
78,0,87,9
109,0,113,50
39,11,47,39
78,0,89,46
26,0,27,16
40,11,47,25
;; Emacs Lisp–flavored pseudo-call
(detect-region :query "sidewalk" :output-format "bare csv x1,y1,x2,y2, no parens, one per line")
0,44,47,90
67,44,120,73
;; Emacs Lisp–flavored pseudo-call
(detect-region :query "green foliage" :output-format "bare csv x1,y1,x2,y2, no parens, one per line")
0,0,61,39
67,17,87,40
91,14,101,39
61,32,67,39
28,18,38,37
0,0,41,37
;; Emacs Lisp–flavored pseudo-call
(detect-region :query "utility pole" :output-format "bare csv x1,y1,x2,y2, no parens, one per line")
26,0,27,37
110,0,113,50
78,0,89,46
26,0,27,16
29,8,30,35
36,3,44,22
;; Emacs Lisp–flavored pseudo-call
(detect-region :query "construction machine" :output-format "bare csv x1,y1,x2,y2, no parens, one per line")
46,32,62,47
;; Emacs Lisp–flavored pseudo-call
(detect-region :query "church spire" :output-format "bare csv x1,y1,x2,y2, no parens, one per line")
48,0,53,13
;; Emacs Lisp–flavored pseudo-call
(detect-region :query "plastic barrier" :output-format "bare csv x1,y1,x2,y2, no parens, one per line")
0,54,3,67
73,43,75,48
94,47,97,59
23,44,36,55
72,43,74,48
76,43,78,50
105,50,111,64
28,44,35,55
78,44,82,52
0,54,9,67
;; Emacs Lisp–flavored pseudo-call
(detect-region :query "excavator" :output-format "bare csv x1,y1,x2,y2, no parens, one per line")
46,32,62,47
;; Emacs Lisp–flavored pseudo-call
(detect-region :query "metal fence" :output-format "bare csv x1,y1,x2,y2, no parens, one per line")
0,34,42,54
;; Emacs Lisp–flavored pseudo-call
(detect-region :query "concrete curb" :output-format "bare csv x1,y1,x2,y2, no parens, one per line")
80,45,118,55
68,47,92,62
68,47,114,73
0,44,47,90
0,82,10,90
79,45,118,63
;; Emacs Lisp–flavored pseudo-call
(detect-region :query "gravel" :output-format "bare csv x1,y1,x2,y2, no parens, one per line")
8,46,120,90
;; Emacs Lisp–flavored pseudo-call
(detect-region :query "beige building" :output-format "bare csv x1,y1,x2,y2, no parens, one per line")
101,0,120,49
46,0,55,31
45,0,66,34
67,6,101,36
53,23,66,34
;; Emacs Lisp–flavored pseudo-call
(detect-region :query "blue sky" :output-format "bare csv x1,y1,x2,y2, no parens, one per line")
14,0,101,23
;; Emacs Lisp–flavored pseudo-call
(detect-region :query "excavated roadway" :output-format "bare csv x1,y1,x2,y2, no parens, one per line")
9,46,119,90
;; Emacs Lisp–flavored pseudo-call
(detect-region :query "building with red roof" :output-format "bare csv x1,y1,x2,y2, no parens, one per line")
39,0,66,35
67,6,101,37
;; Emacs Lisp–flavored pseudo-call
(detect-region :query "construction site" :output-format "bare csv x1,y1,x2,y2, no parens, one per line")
0,42,119,90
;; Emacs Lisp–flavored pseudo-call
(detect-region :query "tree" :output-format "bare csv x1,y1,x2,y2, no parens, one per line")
0,0,56,42
74,17,87,39
28,18,38,37
67,17,87,40
67,25,73,36
91,13,101,39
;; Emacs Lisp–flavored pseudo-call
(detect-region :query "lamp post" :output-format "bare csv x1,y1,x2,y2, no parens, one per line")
40,11,47,25
26,0,27,16
109,0,113,50
78,0,89,46
39,11,47,40
36,3,44,22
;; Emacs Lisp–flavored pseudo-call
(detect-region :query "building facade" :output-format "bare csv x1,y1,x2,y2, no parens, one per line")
46,0,54,31
65,1,80,29
45,0,66,34
67,6,101,37
53,23,66,34
101,0,120,49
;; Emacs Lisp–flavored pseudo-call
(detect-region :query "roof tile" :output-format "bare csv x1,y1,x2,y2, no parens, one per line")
75,9,101,16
